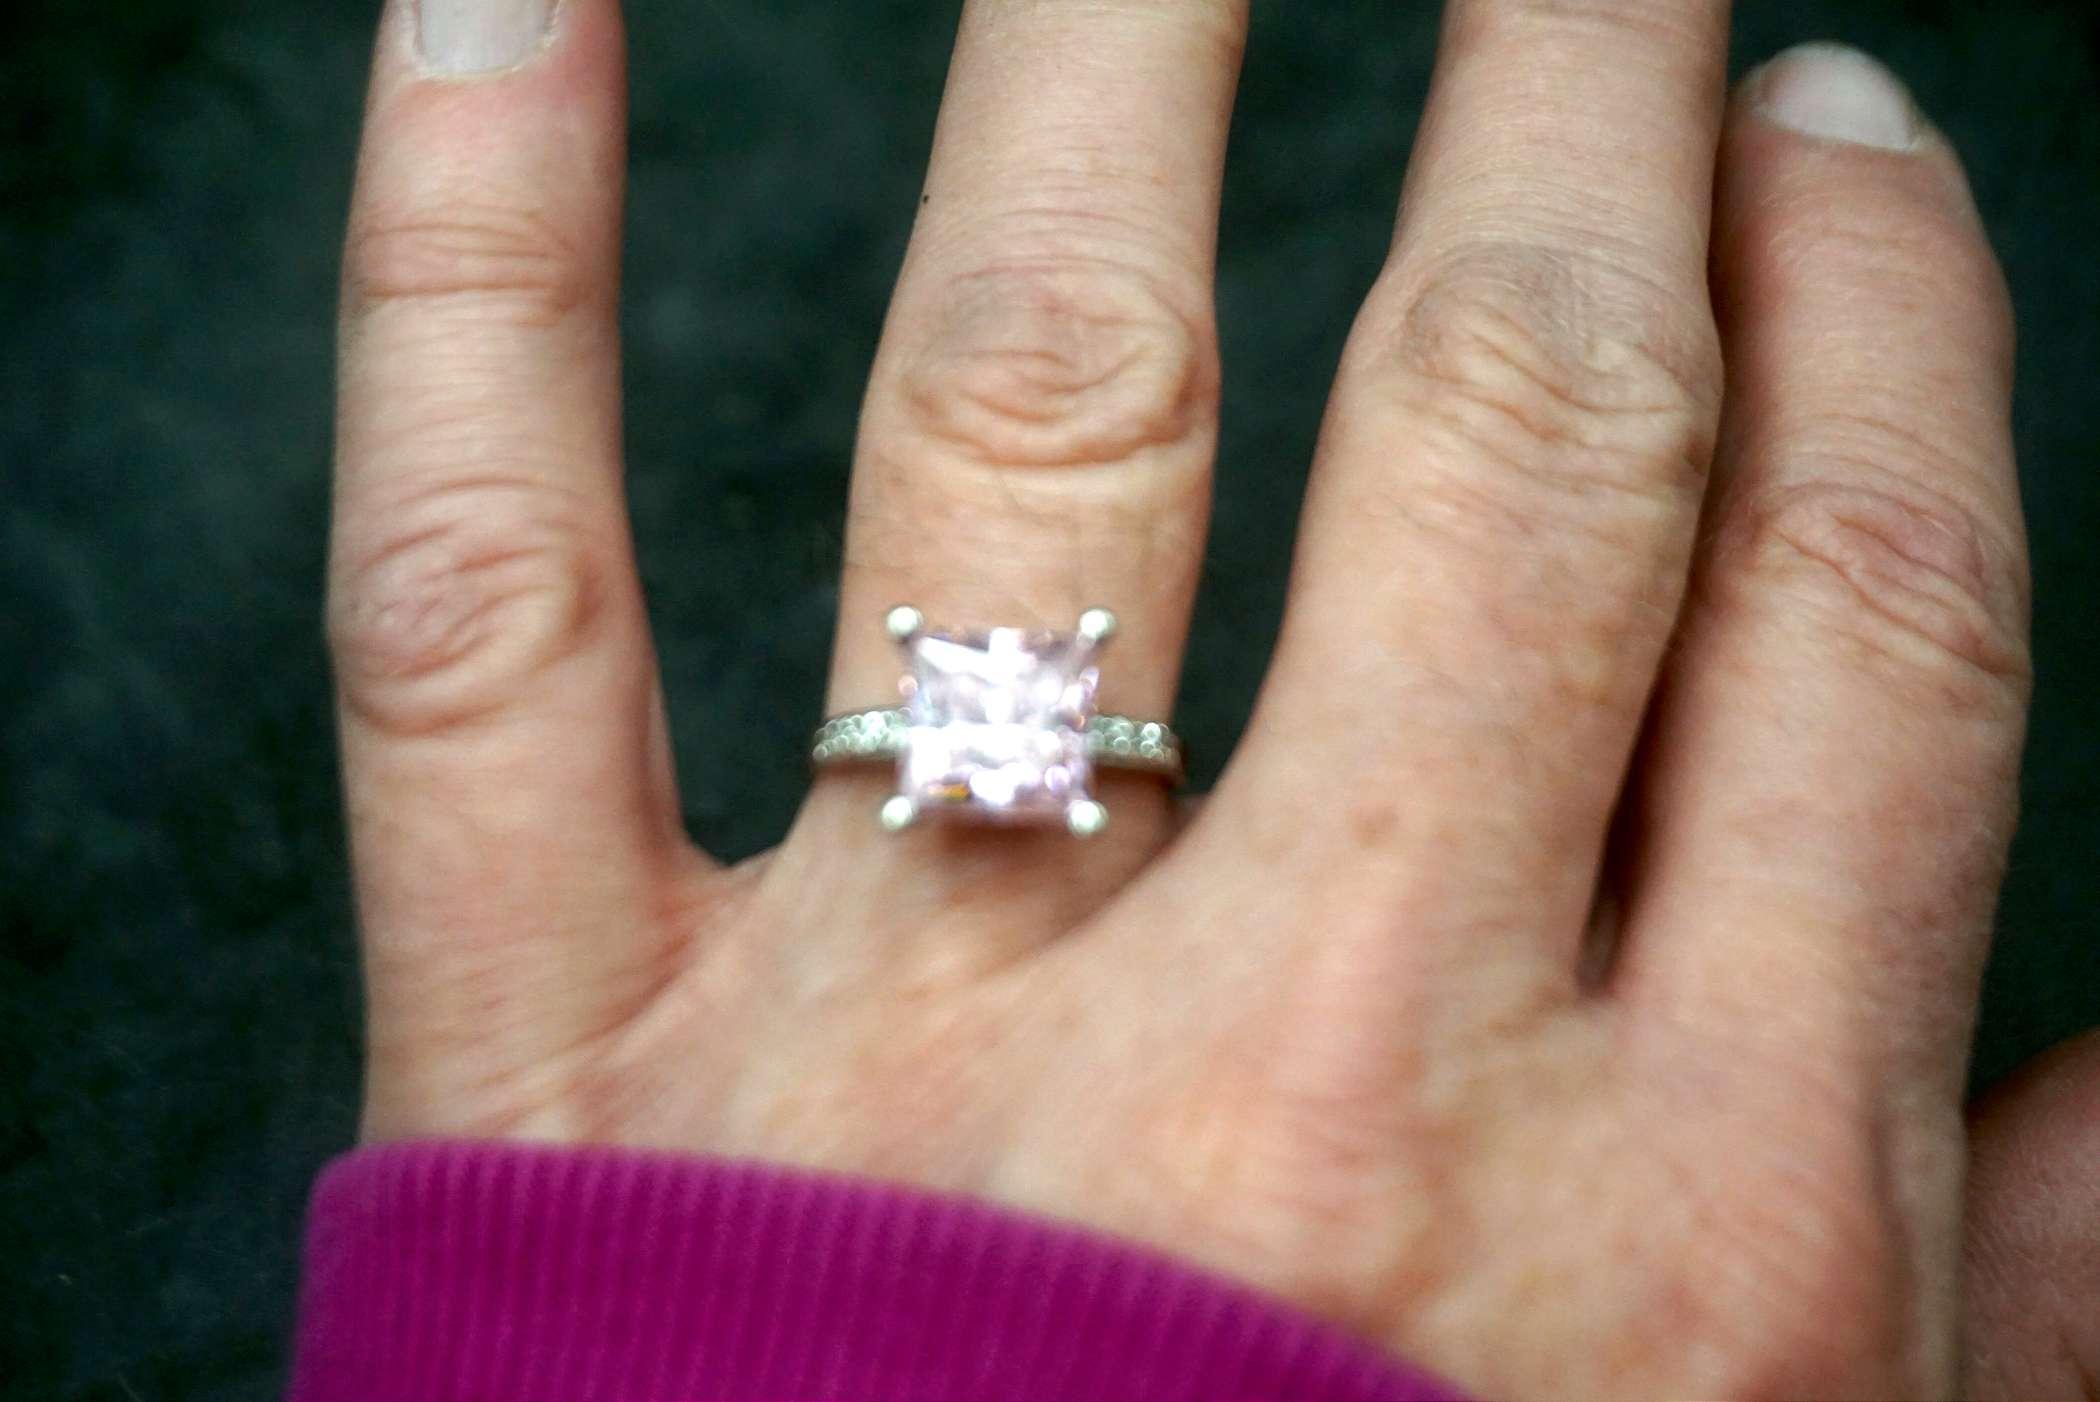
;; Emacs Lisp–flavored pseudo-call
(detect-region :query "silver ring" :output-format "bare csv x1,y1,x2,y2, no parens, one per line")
812,605,1183,837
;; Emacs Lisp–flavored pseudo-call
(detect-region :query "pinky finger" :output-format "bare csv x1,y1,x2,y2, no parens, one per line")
1618,47,2029,1096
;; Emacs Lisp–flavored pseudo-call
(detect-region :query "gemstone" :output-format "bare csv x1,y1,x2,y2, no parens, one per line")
898,626,1099,823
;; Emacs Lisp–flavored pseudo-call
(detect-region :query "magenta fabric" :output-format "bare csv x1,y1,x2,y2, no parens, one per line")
289,1141,1465,1401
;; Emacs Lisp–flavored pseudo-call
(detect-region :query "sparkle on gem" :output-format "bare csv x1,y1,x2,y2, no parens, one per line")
898,625,1099,823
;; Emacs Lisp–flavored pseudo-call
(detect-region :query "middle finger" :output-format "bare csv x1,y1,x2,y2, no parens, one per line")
1228,0,1732,983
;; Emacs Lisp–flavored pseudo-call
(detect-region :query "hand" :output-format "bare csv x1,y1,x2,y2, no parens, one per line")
329,2,2092,1395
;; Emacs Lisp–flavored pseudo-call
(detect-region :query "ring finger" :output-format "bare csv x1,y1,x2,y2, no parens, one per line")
787,0,1249,919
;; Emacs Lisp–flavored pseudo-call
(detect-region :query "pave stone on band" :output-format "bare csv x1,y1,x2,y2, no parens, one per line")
812,709,1185,778
811,605,1182,837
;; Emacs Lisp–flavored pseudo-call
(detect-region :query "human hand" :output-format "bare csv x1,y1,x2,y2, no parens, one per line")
329,2,2092,1395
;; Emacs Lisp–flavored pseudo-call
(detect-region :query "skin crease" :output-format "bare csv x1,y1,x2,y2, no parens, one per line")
330,1,2095,1397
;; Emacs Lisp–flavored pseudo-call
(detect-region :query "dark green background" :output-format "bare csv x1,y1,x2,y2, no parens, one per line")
4,1,2095,1396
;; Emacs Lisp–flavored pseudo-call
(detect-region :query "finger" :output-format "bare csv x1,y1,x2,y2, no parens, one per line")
1616,48,2027,1092
793,0,1247,894
1223,0,1730,979
331,0,687,1133
1963,1032,2100,1400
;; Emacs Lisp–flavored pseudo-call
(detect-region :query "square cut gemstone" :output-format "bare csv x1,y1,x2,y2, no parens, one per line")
899,627,1099,822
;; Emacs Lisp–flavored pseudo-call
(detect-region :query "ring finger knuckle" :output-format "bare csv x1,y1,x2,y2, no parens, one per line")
889,257,1219,471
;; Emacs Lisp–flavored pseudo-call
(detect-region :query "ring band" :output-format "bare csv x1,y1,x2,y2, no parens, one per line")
811,708,1185,780
814,605,1180,836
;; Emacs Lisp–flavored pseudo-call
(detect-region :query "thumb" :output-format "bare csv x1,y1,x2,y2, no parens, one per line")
1963,1030,2100,1399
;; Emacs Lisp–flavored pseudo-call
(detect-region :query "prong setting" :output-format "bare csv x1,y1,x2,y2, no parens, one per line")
852,604,1159,835
1064,799,1110,838
885,605,926,642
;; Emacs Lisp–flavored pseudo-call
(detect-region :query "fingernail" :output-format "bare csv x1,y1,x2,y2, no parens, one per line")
1754,43,1920,151
419,0,555,75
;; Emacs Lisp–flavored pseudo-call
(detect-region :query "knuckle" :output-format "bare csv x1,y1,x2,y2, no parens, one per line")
328,477,619,735
1363,241,1722,523
893,259,1219,469
1766,198,2016,386
1716,474,2031,692
343,197,593,326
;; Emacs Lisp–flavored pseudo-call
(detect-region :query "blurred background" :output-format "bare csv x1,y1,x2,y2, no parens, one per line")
3,0,2095,1396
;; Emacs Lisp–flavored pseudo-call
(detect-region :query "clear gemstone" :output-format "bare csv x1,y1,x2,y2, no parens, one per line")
899,626,1098,823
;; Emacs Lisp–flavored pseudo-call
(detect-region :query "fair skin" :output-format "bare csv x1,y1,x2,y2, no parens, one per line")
330,0,2098,1396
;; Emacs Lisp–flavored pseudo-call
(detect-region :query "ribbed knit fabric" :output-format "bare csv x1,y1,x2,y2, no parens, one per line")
290,1141,1464,1401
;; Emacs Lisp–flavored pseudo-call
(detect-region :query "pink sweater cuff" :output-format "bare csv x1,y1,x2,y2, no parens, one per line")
290,1141,1463,1401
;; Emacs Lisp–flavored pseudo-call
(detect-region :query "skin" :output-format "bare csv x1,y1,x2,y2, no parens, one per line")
329,0,2096,1395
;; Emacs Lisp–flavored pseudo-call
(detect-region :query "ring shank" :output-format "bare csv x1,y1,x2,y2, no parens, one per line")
811,709,1184,782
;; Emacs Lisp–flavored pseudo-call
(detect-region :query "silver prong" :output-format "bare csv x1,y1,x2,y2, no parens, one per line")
1065,799,1110,838
1076,607,1117,645
879,795,920,832
885,605,925,642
